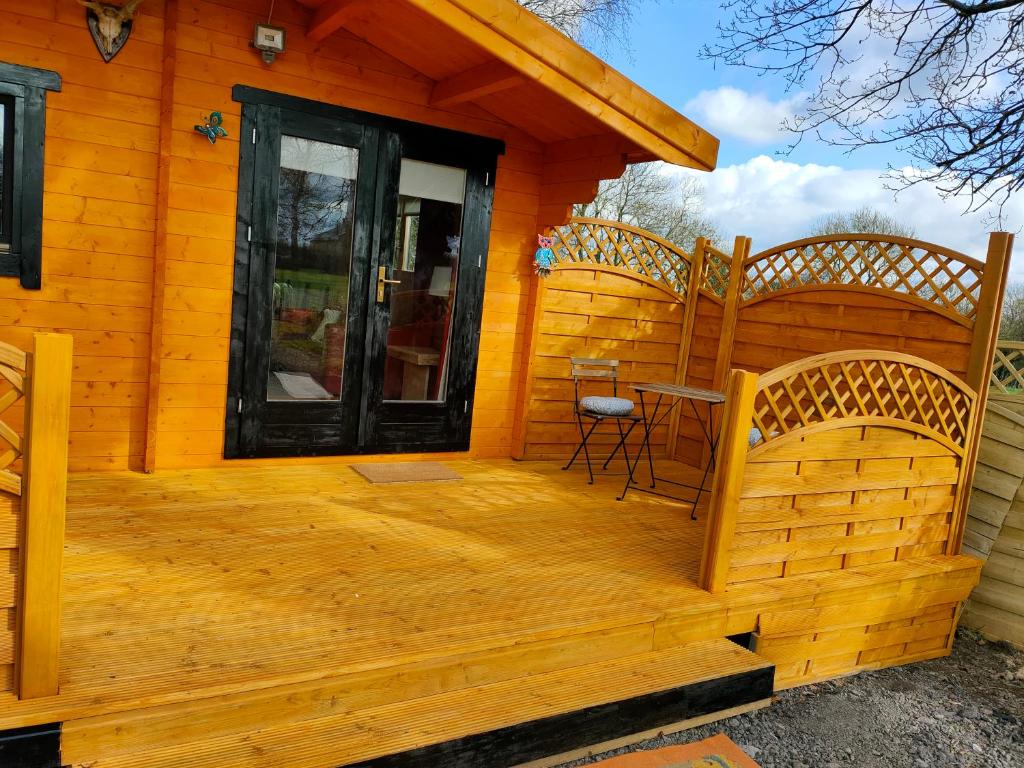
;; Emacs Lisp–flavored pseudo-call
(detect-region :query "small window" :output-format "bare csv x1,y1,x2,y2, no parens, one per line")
0,62,61,289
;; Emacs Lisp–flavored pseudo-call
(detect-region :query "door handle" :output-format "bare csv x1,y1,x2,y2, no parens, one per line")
377,266,401,302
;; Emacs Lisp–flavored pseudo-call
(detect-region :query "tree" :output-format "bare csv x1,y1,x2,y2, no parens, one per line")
517,0,638,45
573,163,723,252
704,1,1024,209
811,206,917,238
1002,283,1024,340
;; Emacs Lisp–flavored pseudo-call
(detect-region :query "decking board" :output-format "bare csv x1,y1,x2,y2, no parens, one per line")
0,458,981,767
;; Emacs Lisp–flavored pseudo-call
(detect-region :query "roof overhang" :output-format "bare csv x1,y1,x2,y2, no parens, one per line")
296,0,719,171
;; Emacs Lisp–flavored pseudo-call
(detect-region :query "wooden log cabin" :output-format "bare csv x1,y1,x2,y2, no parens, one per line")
0,1,1016,767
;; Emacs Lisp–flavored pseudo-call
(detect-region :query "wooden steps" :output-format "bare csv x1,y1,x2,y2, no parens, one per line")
60,638,773,768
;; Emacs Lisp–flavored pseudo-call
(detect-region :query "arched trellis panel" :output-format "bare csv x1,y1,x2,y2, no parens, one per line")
700,351,979,594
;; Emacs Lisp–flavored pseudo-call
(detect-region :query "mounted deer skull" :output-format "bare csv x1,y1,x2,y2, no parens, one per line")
79,1,143,63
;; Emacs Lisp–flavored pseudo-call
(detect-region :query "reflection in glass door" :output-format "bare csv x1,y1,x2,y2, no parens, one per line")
382,160,466,403
268,137,358,402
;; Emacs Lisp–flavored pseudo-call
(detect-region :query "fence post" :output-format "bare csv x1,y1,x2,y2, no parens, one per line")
668,238,706,459
698,367,758,593
17,332,73,699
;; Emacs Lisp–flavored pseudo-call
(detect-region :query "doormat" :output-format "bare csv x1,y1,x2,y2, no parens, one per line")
588,734,761,768
351,462,462,484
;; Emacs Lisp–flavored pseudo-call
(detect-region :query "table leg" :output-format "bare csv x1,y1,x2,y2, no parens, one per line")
644,394,662,489
618,391,653,501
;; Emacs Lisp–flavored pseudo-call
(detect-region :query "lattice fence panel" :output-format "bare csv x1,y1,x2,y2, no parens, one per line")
743,238,983,320
700,243,731,299
549,219,693,300
750,355,974,451
0,343,27,497
991,342,1024,397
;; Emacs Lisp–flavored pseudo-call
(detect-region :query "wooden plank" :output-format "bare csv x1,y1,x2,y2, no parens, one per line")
667,239,704,459
740,464,960,499
17,333,73,699
431,60,526,107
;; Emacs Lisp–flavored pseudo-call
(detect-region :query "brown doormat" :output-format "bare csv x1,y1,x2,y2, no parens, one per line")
351,462,462,484
588,734,761,767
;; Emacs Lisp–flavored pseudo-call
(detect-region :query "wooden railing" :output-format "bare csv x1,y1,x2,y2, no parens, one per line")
0,333,72,699
700,350,978,593
990,341,1024,401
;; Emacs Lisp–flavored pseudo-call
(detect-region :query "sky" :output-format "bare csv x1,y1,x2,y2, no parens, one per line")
595,1,1024,283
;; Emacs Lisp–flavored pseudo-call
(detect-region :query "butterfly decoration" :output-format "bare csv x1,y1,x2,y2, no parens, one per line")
194,112,228,145
533,234,557,278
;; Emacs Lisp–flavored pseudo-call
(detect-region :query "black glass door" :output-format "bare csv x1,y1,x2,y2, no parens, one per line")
226,90,500,459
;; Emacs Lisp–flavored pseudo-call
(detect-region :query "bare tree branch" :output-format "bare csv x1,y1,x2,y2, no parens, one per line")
574,164,723,252
704,1,1024,213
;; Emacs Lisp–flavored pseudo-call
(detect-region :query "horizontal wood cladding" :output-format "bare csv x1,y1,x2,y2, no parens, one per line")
729,425,962,586
731,290,973,381
0,1,164,471
522,268,685,461
753,569,973,689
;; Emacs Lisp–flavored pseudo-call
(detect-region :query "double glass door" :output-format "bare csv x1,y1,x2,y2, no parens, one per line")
226,93,499,458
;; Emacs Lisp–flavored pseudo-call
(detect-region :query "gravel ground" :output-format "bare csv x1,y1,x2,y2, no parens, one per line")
558,629,1024,768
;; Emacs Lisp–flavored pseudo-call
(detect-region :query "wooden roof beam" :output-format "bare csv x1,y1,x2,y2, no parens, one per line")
430,60,525,108
400,0,718,171
308,0,365,43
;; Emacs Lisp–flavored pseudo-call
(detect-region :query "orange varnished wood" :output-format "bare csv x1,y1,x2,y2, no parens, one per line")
0,458,982,767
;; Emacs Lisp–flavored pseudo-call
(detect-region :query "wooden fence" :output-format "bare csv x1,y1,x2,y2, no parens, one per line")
0,333,73,699
516,224,1012,473
699,351,978,593
962,342,1024,648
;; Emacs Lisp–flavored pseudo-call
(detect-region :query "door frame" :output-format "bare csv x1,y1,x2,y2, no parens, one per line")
224,86,504,459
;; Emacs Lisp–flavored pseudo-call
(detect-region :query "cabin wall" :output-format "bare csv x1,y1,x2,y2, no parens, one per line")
148,0,550,469
0,0,165,471
0,0,575,470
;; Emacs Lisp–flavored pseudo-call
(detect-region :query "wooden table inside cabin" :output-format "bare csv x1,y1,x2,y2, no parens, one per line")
387,345,440,400
620,383,726,516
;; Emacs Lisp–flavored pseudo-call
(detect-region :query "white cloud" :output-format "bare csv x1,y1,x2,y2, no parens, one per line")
668,155,1024,283
684,88,805,145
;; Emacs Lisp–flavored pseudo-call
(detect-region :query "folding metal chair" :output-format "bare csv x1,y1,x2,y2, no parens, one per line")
562,357,642,484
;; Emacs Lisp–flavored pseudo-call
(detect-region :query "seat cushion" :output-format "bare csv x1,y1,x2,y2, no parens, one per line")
580,395,634,417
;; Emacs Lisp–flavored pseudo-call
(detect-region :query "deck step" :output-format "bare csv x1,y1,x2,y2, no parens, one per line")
61,638,774,768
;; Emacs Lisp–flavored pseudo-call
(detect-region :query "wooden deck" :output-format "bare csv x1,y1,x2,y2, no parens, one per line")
0,458,981,767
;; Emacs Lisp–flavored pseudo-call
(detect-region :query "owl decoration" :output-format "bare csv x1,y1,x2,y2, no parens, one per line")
533,234,557,278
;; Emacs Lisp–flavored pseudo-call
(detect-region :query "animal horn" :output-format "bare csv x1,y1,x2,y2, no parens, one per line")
121,0,144,17
77,0,105,11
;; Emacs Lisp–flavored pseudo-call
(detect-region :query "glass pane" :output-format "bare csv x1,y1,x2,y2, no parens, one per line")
383,159,466,403
0,99,7,244
267,136,358,402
